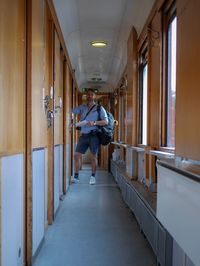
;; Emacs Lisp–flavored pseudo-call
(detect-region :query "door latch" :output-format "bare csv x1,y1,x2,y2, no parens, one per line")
47,110,54,128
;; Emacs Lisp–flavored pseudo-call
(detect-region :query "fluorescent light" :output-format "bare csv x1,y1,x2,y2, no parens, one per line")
90,41,107,47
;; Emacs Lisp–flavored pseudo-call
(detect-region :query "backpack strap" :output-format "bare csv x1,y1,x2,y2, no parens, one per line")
97,104,102,121
81,104,96,121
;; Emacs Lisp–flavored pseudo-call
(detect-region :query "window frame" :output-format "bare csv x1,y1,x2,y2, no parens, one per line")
161,1,176,150
138,42,149,146
118,77,127,143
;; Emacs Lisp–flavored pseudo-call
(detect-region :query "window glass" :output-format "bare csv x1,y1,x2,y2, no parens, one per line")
142,64,148,145
166,16,177,147
139,48,148,145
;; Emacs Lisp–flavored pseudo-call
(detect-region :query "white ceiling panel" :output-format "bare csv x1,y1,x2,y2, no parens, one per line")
77,0,125,28
53,0,155,92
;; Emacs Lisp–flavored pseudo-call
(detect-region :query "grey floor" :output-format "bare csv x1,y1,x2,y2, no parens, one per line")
33,169,156,266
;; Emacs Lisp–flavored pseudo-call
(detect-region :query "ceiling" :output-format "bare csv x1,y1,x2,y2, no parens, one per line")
53,0,155,92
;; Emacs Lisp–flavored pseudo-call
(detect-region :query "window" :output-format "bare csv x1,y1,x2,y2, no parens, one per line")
162,3,177,148
139,48,148,145
119,89,125,142
166,16,177,147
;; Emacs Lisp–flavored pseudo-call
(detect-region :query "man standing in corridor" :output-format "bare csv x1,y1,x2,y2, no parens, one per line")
72,89,108,185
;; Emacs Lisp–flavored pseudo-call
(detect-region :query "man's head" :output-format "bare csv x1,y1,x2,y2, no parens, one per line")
86,89,96,103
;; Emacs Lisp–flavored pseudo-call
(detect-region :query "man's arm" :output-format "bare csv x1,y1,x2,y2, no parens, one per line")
87,106,108,126
87,120,107,126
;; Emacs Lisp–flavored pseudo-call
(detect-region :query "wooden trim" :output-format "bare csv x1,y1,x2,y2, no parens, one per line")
63,59,67,194
32,147,46,152
46,5,54,225
0,150,25,158
46,0,78,89
0,158,2,266
25,0,32,264
160,1,176,147
147,29,151,147
138,0,166,45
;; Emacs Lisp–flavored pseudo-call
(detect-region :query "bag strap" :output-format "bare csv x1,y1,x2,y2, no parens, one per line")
97,104,101,121
81,104,96,121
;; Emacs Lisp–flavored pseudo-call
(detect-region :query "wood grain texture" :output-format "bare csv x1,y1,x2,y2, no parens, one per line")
63,59,67,194
32,0,47,148
0,0,26,155
26,0,32,264
65,64,72,180
45,4,54,225
54,30,63,145
127,27,138,146
175,0,200,160
148,12,161,148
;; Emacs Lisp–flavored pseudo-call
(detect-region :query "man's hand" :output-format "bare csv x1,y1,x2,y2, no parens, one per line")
87,121,96,126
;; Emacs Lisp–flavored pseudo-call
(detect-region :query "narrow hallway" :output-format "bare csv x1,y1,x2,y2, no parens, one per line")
33,169,156,266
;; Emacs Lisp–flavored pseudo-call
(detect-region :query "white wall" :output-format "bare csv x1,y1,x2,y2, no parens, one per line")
66,144,69,191
1,154,24,266
59,145,63,197
54,145,62,214
157,162,200,266
32,149,45,256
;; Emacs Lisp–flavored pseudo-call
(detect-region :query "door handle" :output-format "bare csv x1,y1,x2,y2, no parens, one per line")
47,110,54,128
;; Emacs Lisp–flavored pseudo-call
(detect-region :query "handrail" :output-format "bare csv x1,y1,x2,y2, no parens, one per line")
157,160,200,183
111,142,144,151
111,142,129,148
147,149,175,159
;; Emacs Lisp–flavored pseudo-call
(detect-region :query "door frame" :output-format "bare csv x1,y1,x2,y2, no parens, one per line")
25,0,32,264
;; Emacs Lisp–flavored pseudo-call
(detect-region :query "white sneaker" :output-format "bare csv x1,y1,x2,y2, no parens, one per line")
71,177,80,183
89,176,96,185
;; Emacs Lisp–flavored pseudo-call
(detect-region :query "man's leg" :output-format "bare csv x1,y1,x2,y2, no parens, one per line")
74,152,82,172
89,153,98,185
72,152,82,182
72,135,88,183
89,135,99,185
90,153,97,174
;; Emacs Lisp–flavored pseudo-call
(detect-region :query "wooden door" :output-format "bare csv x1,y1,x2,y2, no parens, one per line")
45,6,54,225
63,61,73,192
53,30,64,214
0,0,26,265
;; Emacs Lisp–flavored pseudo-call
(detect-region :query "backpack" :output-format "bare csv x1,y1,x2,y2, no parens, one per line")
97,105,115,145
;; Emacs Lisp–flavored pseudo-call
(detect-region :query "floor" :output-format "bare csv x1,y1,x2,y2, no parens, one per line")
33,168,156,266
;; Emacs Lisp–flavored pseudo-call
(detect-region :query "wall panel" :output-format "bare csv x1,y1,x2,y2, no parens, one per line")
54,145,61,214
32,0,47,148
176,0,200,160
1,154,24,266
32,149,45,255
65,64,72,178
54,31,63,145
127,27,138,145
149,13,161,148
157,162,200,266
0,0,26,155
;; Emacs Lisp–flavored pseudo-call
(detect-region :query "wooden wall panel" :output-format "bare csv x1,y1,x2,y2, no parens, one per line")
127,27,138,145
0,0,26,155
99,96,109,170
54,31,63,145
65,64,72,178
32,0,47,148
149,13,161,148
176,0,200,160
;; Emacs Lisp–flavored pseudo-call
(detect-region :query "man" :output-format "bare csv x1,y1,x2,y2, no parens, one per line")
72,89,108,185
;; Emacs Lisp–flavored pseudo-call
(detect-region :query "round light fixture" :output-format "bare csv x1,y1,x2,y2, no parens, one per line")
90,41,107,47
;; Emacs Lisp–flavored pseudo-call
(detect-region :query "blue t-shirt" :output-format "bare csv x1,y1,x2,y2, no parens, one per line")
72,104,108,134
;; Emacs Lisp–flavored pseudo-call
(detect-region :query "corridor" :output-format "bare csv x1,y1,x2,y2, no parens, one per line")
33,168,156,266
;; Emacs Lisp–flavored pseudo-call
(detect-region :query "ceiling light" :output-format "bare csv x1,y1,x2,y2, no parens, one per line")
90,41,107,47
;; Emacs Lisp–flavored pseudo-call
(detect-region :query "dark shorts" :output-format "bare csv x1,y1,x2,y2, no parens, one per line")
75,131,100,155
